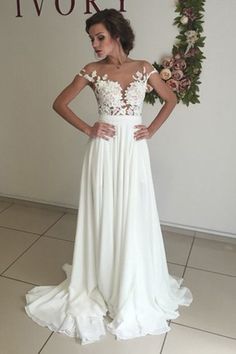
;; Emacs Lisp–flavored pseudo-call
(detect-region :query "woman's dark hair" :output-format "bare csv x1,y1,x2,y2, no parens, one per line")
85,9,135,55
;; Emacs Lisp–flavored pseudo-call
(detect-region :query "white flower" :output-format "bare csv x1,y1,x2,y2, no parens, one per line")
184,30,198,55
185,30,198,44
160,68,172,80
180,15,189,25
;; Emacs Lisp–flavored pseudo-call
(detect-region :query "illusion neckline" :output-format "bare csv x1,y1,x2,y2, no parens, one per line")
92,66,149,94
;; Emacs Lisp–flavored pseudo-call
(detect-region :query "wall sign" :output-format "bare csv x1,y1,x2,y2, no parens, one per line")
15,0,126,17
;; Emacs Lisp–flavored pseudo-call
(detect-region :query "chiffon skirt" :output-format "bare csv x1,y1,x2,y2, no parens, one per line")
25,114,193,345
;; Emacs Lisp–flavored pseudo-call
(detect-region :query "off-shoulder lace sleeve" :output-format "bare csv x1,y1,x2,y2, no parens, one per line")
78,68,97,83
147,66,159,80
145,64,159,92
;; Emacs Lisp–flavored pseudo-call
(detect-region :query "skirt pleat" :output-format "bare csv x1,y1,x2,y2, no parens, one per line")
25,114,193,345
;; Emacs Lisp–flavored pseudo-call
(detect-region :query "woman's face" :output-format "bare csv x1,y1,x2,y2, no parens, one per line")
88,23,118,59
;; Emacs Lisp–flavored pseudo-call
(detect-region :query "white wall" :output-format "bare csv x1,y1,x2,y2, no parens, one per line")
0,1,235,237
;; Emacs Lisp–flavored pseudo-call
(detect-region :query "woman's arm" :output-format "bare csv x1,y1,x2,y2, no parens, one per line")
52,74,92,136
146,71,177,138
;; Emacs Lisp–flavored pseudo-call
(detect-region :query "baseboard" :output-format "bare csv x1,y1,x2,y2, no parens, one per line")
0,194,235,241
0,194,77,214
161,222,236,242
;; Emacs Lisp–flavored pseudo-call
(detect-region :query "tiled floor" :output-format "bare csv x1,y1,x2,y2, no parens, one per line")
0,199,236,354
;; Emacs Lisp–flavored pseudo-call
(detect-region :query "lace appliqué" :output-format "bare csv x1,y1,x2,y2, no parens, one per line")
79,66,157,116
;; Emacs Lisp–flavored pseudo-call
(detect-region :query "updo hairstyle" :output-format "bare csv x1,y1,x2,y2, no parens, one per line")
85,8,135,55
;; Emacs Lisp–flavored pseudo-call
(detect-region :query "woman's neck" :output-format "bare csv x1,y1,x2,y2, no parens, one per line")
105,54,130,68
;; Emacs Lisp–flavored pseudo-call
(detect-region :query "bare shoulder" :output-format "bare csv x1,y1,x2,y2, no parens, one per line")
129,59,156,73
141,59,156,72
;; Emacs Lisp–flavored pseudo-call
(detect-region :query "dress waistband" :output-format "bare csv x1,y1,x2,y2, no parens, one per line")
98,114,142,125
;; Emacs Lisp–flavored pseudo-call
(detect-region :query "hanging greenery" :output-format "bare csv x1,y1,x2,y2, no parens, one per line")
145,0,206,106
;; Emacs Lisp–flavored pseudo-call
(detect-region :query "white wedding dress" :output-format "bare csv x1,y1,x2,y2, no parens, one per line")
25,62,193,345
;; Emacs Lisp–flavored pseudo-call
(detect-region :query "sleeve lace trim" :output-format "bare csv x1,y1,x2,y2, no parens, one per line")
147,67,158,80
78,68,96,83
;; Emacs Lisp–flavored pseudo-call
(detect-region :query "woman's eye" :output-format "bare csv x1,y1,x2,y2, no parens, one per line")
98,36,105,41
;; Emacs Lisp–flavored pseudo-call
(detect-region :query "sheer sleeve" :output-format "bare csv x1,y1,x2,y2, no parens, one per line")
147,66,159,80
78,67,96,83
144,63,159,92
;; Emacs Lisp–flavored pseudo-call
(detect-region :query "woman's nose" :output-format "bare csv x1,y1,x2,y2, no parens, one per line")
92,39,98,48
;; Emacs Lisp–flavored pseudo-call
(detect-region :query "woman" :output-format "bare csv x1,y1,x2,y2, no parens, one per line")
25,8,193,345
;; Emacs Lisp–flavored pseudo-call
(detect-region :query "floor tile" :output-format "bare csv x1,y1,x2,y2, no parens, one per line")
0,200,13,212
0,277,51,354
0,204,64,234
3,237,74,285
0,227,39,274
41,324,165,354
188,237,236,276
162,323,236,354
173,268,236,338
167,262,185,278
44,213,77,242
162,231,193,265
1,200,236,353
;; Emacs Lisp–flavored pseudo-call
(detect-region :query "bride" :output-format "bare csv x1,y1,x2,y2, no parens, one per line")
25,8,193,345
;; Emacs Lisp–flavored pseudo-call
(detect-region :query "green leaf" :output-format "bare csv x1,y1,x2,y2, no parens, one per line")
146,0,205,108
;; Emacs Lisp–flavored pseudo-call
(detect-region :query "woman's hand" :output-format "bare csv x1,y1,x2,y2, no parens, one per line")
88,122,116,140
133,125,154,140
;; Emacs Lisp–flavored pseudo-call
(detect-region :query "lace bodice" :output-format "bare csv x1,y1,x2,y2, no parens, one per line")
78,65,157,116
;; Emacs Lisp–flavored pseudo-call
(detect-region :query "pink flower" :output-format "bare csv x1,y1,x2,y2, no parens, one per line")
166,79,179,92
162,57,174,69
179,77,191,91
183,7,197,21
172,70,184,81
160,68,172,80
173,59,187,71
174,53,182,60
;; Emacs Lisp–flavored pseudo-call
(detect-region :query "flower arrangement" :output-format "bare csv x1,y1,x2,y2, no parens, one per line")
145,0,206,106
